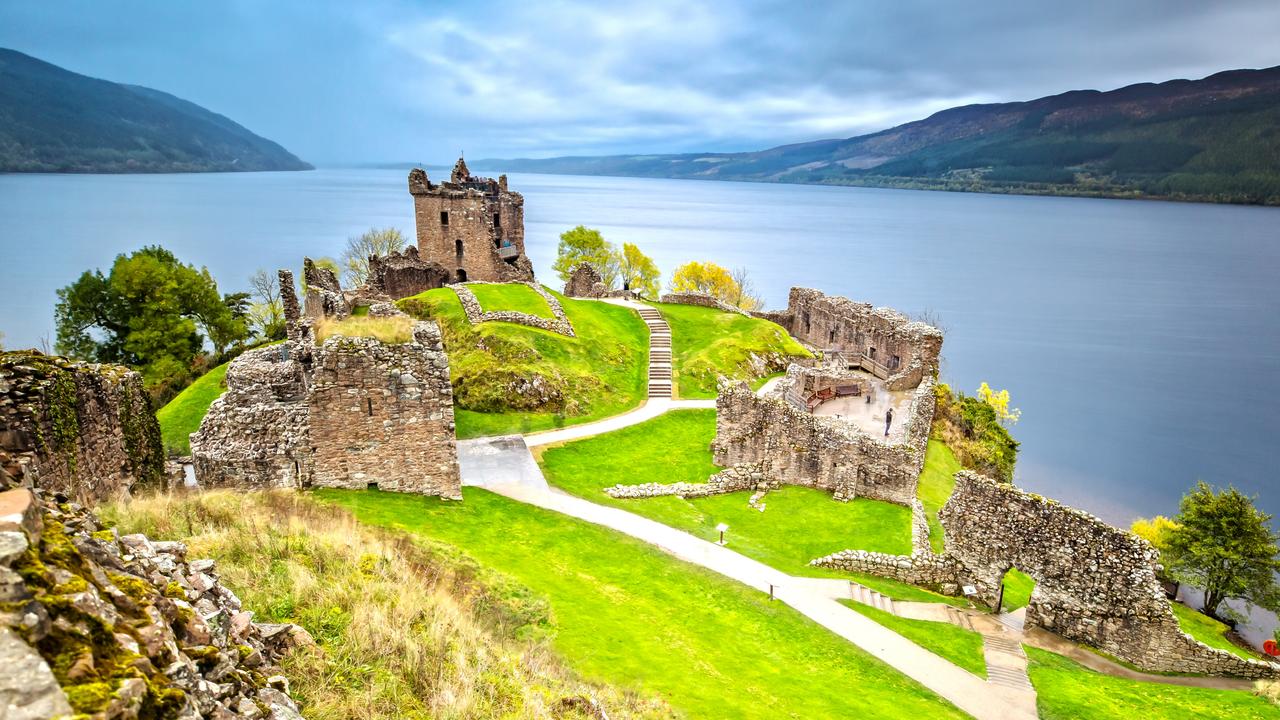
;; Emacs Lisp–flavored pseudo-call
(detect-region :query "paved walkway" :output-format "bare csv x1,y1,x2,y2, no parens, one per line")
523,398,714,448
455,434,1039,720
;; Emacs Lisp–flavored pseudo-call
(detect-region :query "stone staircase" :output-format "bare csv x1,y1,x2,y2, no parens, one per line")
849,581,897,615
982,633,1035,691
637,306,673,399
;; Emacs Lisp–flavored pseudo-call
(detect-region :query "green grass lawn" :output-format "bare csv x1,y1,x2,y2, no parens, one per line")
539,409,912,572
1001,568,1036,612
468,282,556,319
156,361,229,455
1171,601,1260,660
316,487,969,720
847,573,972,608
400,288,647,438
649,302,811,399
841,600,988,678
918,440,961,553
1026,646,1279,719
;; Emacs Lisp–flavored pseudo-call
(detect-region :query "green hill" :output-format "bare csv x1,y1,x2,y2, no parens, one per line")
0,47,311,173
477,65,1280,205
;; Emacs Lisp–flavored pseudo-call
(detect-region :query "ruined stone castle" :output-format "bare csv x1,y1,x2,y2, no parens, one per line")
409,158,535,284
190,270,461,499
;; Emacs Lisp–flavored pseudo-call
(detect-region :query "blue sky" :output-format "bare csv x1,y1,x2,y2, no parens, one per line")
2,0,1278,164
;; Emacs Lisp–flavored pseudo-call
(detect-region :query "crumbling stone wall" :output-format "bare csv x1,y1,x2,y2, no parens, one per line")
940,471,1278,678
367,246,451,301
0,352,163,505
767,288,942,390
0,487,306,719
660,292,749,316
190,343,312,490
453,282,575,337
563,262,606,298
308,323,461,498
303,256,349,320
708,375,933,506
191,315,461,499
408,160,535,283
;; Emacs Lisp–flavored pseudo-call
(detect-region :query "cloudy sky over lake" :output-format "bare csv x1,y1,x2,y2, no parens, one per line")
3,0,1278,164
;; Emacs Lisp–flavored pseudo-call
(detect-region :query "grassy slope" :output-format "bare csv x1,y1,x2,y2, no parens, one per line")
469,283,556,319
539,409,911,565
1026,646,1279,720
650,302,810,399
104,491,675,720
399,288,647,438
156,362,229,455
318,487,968,720
1001,569,1036,612
918,440,961,553
841,600,988,678
1171,602,1260,660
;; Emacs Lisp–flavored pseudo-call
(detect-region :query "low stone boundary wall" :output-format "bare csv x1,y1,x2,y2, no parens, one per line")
660,292,749,316
454,282,575,337
605,464,761,499
810,549,962,592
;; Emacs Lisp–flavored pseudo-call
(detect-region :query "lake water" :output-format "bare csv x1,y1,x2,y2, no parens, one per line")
1,168,1278,531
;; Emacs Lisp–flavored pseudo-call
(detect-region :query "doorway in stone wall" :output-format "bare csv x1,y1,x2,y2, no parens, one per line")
998,567,1036,614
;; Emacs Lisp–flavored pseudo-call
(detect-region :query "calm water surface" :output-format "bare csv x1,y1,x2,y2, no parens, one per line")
1,168,1278,531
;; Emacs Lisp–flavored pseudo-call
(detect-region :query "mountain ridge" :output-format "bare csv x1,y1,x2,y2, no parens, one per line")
0,48,312,173
474,65,1280,205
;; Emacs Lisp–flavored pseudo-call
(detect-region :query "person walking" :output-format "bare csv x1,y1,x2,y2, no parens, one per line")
884,407,893,437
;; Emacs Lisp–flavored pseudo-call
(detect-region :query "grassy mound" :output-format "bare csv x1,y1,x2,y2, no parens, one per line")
469,283,556,319
539,409,912,567
104,491,675,720
156,361,229,455
399,287,647,438
319,487,969,720
650,302,811,399
842,600,988,678
1026,646,1278,719
315,314,415,344
1171,602,1260,660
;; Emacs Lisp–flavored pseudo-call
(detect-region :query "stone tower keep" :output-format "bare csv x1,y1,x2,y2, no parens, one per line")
408,158,535,283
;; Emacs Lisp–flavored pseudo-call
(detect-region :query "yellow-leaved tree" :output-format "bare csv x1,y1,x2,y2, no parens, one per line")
618,242,661,297
977,382,1021,425
669,261,760,310
1130,515,1181,553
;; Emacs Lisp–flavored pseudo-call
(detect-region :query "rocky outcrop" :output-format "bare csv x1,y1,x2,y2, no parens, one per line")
563,263,606,299
0,352,164,506
0,487,307,718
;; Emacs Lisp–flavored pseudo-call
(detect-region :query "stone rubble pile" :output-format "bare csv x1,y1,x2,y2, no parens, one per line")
0,487,310,719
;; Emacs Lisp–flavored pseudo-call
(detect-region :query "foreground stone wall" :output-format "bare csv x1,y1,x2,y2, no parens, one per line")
0,352,163,505
0,488,306,719
941,471,1278,678
192,317,461,499
659,292,749,316
768,288,942,390
308,323,461,497
708,377,930,506
191,343,312,490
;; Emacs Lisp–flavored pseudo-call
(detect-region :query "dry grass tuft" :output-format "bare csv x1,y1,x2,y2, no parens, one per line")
315,315,415,345
102,491,673,720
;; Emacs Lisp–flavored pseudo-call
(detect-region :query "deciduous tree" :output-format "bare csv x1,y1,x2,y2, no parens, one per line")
618,242,660,297
1165,482,1280,619
552,226,619,288
669,260,758,310
342,227,408,286
247,269,286,341
977,382,1021,425
55,245,247,398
